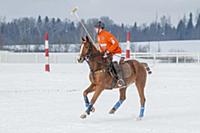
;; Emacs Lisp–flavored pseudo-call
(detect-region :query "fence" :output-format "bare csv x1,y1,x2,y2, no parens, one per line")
0,51,199,64
0,52,77,63
128,52,200,64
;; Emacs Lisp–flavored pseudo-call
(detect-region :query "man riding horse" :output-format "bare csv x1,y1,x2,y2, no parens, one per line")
94,21,126,88
78,21,151,119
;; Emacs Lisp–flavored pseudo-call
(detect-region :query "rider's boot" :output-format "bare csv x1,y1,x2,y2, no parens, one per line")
113,62,126,88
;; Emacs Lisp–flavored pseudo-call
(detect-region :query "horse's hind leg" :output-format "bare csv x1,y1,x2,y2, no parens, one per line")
135,78,146,119
109,88,127,114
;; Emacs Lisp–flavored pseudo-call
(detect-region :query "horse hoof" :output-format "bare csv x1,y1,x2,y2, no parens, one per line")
148,71,152,74
80,113,87,119
91,107,95,113
109,109,116,114
136,117,143,121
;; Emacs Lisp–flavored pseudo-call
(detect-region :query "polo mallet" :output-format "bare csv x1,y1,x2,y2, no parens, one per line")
71,7,99,49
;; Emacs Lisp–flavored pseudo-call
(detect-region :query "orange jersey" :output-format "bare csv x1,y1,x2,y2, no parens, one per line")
97,30,122,54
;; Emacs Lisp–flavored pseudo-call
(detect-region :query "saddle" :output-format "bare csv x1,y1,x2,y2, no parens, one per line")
108,57,133,80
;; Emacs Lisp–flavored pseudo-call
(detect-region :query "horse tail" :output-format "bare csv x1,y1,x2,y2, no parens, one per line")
141,62,152,74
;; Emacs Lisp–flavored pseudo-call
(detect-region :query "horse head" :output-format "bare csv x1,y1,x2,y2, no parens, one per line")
77,36,94,63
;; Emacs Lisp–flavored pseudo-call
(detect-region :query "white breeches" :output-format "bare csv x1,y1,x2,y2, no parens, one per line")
112,54,122,63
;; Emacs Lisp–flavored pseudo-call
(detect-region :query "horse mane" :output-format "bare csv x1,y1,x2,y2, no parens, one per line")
85,36,101,55
89,41,99,53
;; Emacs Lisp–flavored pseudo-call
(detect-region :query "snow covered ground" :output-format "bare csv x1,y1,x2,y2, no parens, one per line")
0,63,200,133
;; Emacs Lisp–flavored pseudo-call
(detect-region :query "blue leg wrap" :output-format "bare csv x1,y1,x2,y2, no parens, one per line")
139,106,145,118
113,100,124,110
86,103,93,115
84,96,89,107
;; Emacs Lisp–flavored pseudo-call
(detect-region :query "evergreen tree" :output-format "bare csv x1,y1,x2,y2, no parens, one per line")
37,16,42,24
195,14,200,39
196,14,200,29
131,22,138,41
44,16,49,24
1,13,200,51
177,20,186,40
0,33,4,49
186,13,194,39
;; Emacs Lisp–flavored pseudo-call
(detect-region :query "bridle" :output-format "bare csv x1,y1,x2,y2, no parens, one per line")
81,41,110,73
81,41,102,62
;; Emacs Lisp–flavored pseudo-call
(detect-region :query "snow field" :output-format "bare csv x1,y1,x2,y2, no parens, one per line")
0,63,200,133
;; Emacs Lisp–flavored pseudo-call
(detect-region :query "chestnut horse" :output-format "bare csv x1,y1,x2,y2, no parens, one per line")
77,36,151,120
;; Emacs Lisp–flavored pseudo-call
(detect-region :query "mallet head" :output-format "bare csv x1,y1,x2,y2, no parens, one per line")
71,7,78,15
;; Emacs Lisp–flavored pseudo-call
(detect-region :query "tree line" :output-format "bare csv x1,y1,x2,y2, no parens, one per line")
0,12,200,48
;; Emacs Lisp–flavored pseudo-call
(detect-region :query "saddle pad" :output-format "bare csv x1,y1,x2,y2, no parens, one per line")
121,63,132,78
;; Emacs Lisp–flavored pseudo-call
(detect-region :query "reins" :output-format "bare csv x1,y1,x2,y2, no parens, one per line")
84,42,110,73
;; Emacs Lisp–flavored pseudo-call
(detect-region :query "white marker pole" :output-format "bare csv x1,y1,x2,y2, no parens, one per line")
45,32,50,72
126,32,131,59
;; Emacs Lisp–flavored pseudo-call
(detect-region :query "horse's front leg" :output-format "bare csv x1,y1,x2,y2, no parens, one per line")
80,86,103,119
109,87,127,114
83,84,95,111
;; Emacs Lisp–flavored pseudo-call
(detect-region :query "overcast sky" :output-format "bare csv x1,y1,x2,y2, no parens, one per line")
0,0,200,25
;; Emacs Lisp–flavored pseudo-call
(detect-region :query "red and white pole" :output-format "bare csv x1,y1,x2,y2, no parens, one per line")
126,32,131,59
45,32,50,72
